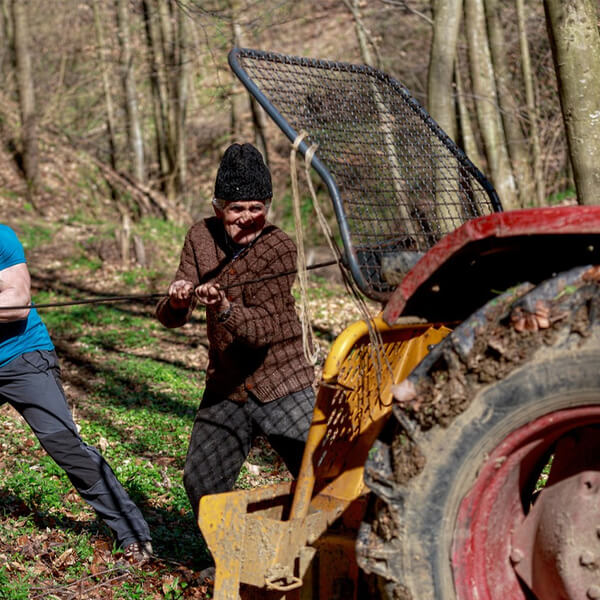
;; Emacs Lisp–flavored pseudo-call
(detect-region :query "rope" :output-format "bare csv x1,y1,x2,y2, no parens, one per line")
291,131,320,366
295,131,394,400
0,260,340,311
0,293,166,310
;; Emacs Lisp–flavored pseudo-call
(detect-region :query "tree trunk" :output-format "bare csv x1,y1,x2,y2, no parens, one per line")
1,0,13,79
246,69,269,165
485,0,536,208
228,0,269,164
92,0,117,172
516,0,544,206
174,3,188,193
342,0,381,69
227,0,241,142
228,13,241,141
345,0,421,237
116,0,145,184
427,0,462,142
544,0,600,205
455,55,484,170
157,0,180,200
464,0,518,210
11,0,39,197
427,0,468,231
142,0,171,193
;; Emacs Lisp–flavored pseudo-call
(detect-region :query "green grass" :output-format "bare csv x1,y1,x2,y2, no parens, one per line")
547,186,576,205
120,268,162,289
535,455,553,492
0,567,30,600
14,223,54,250
134,217,186,248
69,253,103,272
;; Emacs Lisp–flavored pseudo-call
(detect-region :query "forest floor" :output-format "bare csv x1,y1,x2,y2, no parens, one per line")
0,193,378,598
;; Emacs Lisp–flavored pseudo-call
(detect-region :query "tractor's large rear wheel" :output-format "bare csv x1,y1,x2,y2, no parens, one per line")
358,267,600,599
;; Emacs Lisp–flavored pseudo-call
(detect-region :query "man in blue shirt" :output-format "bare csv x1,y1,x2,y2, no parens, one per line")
0,224,152,562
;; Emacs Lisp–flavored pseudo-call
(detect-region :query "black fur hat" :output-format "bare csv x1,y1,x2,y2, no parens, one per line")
214,143,272,202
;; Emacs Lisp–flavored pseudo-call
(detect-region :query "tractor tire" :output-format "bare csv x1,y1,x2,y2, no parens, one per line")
357,266,600,600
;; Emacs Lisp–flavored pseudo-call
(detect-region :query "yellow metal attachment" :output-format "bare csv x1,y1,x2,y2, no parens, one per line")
198,315,451,599
265,565,303,592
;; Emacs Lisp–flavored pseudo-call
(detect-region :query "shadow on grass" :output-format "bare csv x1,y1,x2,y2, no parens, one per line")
0,488,212,570
50,338,202,445
0,489,106,540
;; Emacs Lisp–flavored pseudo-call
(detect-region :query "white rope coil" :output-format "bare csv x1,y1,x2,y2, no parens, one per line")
290,130,394,397
290,131,320,366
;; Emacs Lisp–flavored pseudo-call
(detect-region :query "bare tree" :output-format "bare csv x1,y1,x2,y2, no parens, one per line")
427,0,462,141
116,0,145,184
544,0,600,206
173,3,189,193
93,0,118,172
227,1,242,142
157,0,178,196
142,0,172,196
11,0,39,197
464,0,518,210
345,0,422,237
485,0,536,208
228,0,269,164
455,53,484,170
342,0,382,69
516,0,544,206
1,0,13,80
140,0,190,203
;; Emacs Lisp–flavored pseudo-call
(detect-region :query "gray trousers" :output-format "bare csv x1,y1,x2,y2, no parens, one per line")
184,386,315,517
0,350,151,548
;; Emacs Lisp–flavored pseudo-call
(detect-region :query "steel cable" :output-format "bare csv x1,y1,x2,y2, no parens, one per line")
0,259,340,310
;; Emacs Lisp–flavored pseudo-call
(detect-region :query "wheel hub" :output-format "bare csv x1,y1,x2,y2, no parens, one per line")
511,429,600,600
452,407,600,600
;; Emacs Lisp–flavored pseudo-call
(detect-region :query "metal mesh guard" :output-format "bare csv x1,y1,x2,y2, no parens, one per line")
229,48,501,301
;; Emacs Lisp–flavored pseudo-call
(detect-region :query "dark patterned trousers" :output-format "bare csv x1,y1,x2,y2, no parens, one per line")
183,386,315,517
0,350,151,548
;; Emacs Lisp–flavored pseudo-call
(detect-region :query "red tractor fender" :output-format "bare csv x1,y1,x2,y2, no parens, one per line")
383,205,600,325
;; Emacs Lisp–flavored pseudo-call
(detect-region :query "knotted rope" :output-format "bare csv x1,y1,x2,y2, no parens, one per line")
290,131,320,366
290,130,394,398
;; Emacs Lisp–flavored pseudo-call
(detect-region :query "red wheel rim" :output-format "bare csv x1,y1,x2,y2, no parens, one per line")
451,405,600,600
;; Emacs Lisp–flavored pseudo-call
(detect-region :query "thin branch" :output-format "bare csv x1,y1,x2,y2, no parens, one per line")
342,0,383,68
29,566,133,599
378,0,432,24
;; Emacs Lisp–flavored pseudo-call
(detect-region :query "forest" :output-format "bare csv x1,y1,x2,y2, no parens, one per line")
0,0,599,598
2,0,599,223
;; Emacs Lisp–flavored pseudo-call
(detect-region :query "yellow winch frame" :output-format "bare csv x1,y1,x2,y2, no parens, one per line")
198,316,450,599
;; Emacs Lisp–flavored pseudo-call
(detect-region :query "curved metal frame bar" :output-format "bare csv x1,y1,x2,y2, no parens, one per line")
228,47,502,301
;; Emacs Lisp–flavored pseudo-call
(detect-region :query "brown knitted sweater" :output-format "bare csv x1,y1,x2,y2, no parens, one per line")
156,217,314,403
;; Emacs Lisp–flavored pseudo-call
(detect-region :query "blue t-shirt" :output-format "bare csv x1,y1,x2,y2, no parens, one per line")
0,225,54,367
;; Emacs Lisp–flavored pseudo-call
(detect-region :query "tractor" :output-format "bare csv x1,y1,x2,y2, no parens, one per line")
196,48,600,600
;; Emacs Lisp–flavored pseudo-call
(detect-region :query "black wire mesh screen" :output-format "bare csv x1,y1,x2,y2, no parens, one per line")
230,48,501,302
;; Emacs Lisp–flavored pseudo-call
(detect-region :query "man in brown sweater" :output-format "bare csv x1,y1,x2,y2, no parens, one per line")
156,143,315,517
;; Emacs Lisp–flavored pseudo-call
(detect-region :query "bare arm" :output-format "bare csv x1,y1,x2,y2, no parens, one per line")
0,263,31,322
